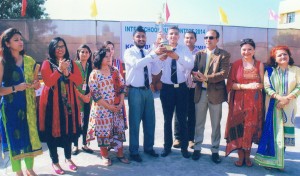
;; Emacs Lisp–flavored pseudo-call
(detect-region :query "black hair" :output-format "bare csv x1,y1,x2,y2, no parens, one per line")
93,48,109,69
240,38,256,49
168,25,180,32
0,28,25,84
103,41,114,48
184,30,197,40
207,29,220,39
133,26,146,36
48,37,70,65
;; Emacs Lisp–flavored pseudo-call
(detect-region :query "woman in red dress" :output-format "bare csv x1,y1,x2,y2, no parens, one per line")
225,39,264,167
39,37,82,174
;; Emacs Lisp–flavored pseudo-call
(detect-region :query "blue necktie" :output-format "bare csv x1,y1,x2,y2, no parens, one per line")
171,48,177,84
140,49,149,88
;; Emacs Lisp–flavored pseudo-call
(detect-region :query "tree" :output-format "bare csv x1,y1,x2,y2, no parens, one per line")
0,0,48,19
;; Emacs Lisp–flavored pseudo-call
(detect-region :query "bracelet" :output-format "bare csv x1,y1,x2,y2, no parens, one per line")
237,84,241,90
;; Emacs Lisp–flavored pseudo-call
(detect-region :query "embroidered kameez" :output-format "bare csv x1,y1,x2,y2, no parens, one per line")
255,66,300,169
225,59,263,156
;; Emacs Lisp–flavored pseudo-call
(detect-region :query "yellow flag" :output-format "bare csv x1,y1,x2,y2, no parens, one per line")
218,7,228,24
90,0,98,17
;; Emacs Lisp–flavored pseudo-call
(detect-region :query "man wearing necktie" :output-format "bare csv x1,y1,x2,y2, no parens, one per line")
192,29,230,163
124,26,165,162
173,30,199,149
157,26,194,158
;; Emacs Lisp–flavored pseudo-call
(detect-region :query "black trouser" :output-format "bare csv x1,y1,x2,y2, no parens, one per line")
74,102,91,146
160,83,188,151
47,139,72,164
174,88,195,141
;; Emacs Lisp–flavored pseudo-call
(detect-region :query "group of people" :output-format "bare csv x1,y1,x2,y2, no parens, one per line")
0,24,299,176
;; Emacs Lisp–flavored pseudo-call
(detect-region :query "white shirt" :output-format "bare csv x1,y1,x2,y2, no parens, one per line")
124,45,161,87
186,47,199,88
157,44,194,84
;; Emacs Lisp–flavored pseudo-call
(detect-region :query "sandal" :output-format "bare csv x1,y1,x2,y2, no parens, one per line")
100,157,112,166
234,160,244,167
26,169,38,176
117,156,130,164
245,158,253,167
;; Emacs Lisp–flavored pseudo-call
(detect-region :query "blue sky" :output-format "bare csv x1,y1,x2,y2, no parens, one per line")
45,0,282,28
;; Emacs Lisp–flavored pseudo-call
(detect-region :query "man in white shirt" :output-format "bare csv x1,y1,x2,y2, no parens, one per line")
124,26,165,162
173,30,199,149
158,26,194,158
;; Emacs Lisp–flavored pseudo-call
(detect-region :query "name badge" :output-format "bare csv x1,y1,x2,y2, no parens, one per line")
82,84,87,91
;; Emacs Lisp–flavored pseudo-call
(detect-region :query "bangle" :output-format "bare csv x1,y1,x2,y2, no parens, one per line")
237,84,241,90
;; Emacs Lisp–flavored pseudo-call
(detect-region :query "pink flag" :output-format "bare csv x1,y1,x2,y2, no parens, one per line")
166,3,170,22
269,9,279,21
21,0,27,17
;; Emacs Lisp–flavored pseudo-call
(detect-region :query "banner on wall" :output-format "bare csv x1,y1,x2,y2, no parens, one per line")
120,22,208,60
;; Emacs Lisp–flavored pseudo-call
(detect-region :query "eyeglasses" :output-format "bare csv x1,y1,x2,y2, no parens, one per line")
204,36,216,40
55,45,65,50
241,38,254,43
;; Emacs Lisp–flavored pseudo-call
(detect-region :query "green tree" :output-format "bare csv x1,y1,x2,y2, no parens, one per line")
0,0,48,19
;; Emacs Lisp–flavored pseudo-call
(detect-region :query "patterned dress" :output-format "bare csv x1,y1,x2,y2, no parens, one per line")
87,67,126,150
225,59,263,156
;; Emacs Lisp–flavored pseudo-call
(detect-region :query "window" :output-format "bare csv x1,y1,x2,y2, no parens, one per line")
286,12,295,23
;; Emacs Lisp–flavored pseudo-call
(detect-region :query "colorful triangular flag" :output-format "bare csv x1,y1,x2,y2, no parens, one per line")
165,3,170,22
90,0,98,17
21,0,27,17
218,7,228,24
269,9,279,21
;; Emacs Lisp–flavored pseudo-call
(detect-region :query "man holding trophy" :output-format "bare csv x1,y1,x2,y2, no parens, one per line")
156,24,194,158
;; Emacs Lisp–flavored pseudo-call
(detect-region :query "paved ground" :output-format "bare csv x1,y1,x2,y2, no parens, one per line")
1,93,300,176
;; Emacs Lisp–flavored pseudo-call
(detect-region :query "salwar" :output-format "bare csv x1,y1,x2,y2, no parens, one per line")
11,157,34,172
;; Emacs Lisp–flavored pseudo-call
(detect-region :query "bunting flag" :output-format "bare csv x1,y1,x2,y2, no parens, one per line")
21,0,27,17
269,9,279,21
218,7,228,24
90,0,98,17
165,3,170,22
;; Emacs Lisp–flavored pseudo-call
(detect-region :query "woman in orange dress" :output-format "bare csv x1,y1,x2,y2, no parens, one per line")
225,38,264,167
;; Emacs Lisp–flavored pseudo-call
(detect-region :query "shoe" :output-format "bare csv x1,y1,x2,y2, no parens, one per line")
66,159,78,171
82,146,94,154
212,153,221,164
52,163,65,175
160,149,171,157
173,139,181,148
144,150,159,157
188,141,195,149
117,156,131,164
130,154,142,162
181,150,191,158
192,150,201,160
72,149,79,155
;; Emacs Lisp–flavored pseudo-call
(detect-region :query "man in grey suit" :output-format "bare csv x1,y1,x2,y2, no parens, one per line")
191,29,230,163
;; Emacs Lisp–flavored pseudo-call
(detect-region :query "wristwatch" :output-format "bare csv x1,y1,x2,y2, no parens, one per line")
12,86,17,93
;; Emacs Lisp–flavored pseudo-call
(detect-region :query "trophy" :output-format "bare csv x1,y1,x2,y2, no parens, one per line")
156,13,173,51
